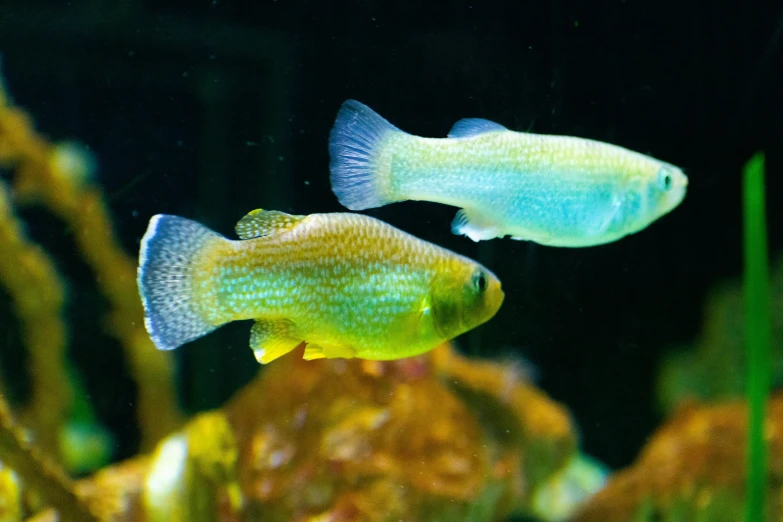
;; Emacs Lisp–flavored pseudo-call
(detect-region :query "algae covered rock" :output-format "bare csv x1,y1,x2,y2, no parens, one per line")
572,393,783,522
73,344,581,522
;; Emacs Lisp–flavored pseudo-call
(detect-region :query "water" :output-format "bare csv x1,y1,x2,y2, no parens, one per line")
0,1,780,520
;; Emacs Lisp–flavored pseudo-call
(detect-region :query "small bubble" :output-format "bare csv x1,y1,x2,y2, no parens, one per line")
132,210,138,218
304,180,310,185
277,156,285,162
246,141,258,147
182,71,189,78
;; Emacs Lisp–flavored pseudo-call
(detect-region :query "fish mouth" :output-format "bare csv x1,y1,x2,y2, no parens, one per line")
664,168,688,213
675,167,689,190
494,286,505,315
486,277,505,318
673,177,688,207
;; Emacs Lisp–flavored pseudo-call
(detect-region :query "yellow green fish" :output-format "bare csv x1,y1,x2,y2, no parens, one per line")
137,209,504,364
329,100,688,247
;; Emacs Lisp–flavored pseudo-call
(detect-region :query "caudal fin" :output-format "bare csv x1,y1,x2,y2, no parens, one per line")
328,99,403,210
137,215,225,351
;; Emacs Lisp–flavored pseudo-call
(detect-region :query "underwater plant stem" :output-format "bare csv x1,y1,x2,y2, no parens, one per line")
0,182,72,460
0,396,99,522
0,78,181,450
743,152,770,522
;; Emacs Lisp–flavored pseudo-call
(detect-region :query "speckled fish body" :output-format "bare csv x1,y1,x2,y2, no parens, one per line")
329,100,688,247
137,210,503,364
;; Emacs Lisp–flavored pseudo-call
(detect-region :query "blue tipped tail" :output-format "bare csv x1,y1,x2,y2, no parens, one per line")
328,99,402,210
137,215,225,351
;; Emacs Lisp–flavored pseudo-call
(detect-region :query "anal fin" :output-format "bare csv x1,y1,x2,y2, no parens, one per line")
451,208,501,242
303,342,357,361
250,319,304,364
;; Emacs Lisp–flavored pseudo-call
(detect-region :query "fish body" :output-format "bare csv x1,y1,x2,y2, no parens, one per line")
329,100,688,246
137,210,503,364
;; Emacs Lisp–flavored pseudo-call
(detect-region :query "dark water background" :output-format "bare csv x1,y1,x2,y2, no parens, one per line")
0,0,780,472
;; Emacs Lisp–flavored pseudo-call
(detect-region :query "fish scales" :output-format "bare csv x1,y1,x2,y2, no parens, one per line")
137,210,503,364
207,217,426,315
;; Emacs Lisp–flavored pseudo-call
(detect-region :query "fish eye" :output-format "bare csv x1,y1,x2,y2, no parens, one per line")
657,168,673,191
472,271,488,293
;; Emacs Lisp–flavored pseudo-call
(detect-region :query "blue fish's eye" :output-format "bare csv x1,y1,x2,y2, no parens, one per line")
657,168,673,191
472,271,487,292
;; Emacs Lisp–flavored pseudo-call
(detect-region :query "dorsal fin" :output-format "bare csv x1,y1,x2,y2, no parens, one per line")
235,209,305,239
448,118,508,138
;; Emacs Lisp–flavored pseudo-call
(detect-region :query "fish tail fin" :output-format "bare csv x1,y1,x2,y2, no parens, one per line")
329,99,405,210
137,214,227,351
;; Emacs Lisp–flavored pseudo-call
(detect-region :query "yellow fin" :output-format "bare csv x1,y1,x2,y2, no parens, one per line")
235,209,305,240
250,319,303,364
303,342,357,361
302,345,326,360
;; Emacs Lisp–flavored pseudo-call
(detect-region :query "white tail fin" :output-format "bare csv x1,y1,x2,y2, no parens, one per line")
328,99,403,210
137,215,225,351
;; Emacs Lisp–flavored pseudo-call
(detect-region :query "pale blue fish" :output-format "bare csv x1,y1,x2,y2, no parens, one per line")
329,100,688,247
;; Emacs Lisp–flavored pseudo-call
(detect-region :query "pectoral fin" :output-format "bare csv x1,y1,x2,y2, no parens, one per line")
250,319,304,364
451,208,501,242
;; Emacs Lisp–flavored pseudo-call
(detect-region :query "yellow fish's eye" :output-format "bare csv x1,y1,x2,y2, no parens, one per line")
471,270,488,293
657,167,673,191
